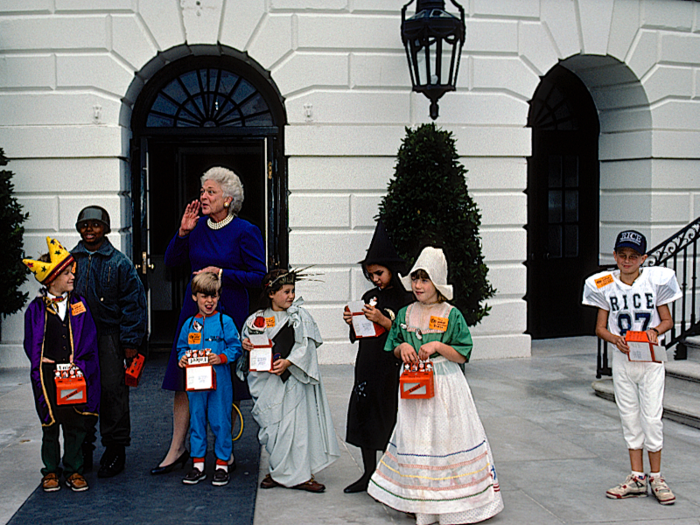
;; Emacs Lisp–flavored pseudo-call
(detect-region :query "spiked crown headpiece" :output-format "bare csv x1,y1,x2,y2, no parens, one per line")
264,266,321,292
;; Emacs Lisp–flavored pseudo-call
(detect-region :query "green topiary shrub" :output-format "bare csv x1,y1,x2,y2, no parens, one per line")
377,123,495,326
0,148,29,320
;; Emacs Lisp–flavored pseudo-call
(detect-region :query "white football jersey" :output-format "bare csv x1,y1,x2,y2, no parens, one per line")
582,266,682,337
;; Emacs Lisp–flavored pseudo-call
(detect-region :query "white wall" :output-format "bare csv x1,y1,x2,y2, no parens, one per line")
2,0,700,366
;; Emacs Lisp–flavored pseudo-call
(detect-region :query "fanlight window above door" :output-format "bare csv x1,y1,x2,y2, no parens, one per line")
146,68,273,128
528,80,577,131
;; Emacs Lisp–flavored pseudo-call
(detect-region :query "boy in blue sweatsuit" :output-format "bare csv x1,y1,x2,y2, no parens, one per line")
177,271,242,486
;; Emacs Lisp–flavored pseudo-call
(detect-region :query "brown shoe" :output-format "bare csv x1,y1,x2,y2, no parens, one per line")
65,472,89,492
41,473,61,493
260,473,280,489
292,477,325,493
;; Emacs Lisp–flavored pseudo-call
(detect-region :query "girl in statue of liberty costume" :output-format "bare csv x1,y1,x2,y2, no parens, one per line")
240,268,340,493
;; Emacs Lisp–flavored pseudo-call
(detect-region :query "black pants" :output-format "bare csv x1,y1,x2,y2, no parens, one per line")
41,364,87,476
85,333,131,448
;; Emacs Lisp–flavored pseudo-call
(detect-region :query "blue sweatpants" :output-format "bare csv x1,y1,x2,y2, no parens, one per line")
187,384,232,461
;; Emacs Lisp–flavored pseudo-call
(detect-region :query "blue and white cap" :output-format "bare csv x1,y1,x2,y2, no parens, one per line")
614,230,646,254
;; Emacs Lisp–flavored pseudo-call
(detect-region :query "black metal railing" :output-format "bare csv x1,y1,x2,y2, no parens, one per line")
597,217,700,378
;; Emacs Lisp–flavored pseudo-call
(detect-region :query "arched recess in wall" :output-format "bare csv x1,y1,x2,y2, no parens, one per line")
123,45,287,346
559,55,652,255
526,55,651,339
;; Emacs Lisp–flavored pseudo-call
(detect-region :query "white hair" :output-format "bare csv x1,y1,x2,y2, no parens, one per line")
201,167,245,214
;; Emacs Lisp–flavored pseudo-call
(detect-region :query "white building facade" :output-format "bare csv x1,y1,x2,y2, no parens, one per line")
1,0,699,366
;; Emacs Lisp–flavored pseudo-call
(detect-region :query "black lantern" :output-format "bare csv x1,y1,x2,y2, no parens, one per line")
401,0,465,120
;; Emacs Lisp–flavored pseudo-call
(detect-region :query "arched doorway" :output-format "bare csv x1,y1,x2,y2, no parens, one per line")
129,49,287,346
527,64,600,338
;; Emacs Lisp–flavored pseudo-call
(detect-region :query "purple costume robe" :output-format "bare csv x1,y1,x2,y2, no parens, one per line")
24,293,101,425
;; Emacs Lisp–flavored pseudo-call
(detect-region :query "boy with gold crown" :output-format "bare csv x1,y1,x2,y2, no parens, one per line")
23,237,100,493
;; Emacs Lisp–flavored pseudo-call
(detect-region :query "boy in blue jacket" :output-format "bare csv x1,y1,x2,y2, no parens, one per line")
178,271,242,486
72,205,147,477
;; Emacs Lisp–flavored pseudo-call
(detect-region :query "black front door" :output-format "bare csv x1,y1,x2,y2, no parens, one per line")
129,53,288,349
527,65,600,338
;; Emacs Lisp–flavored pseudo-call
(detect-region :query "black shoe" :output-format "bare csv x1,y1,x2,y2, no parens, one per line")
183,468,206,485
98,445,125,478
150,450,190,476
212,468,229,487
343,475,370,493
99,445,116,467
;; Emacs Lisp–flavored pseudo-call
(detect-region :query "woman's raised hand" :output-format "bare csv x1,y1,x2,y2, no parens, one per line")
178,200,201,237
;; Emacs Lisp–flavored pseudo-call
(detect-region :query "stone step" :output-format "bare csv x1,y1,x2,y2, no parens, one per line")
684,335,700,347
682,335,700,351
592,372,700,429
665,359,700,383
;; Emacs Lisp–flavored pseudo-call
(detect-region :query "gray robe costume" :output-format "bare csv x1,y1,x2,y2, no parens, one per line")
240,298,340,486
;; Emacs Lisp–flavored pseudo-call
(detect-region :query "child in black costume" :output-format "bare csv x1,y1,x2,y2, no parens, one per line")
342,222,412,493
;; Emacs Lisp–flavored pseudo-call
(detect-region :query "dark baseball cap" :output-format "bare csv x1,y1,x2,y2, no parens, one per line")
614,230,646,254
76,205,111,234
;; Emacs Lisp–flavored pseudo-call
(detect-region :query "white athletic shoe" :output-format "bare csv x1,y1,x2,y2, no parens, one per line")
606,474,647,499
650,476,676,505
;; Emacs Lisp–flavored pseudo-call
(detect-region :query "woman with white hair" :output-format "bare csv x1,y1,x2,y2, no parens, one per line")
152,166,266,474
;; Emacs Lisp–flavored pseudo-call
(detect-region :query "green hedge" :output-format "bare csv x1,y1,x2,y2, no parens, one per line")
0,148,29,319
378,124,495,326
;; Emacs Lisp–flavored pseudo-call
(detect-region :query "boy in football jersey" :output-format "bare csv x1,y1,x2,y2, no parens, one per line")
582,230,682,505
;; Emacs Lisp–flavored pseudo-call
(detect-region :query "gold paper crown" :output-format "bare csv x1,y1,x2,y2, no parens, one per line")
23,237,75,284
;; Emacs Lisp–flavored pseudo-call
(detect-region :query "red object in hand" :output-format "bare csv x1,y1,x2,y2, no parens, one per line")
125,354,145,387
56,377,87,405
253,316,266,329
625,331,650,343
400,361,435,399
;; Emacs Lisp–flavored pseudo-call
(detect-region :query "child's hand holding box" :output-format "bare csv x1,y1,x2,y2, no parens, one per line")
625,331,667,362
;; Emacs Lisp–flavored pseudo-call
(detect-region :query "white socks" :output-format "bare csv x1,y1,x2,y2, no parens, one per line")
631,470,662,481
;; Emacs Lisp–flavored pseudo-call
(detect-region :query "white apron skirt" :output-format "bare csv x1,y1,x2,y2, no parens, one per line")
368,356,503,524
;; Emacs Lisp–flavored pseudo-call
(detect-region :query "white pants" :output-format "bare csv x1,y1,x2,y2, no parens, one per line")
612,353,665,452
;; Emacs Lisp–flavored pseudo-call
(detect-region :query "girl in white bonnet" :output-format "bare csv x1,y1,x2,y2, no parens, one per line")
368,246,504,525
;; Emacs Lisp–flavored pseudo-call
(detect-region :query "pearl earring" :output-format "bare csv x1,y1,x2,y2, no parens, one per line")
224,202,230,208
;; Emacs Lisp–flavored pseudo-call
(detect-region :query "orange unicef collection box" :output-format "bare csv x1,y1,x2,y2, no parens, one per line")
625,330,650,343
625,330,667,362
184,350,217,391
400,362,435,399
55,364,87,406
56,378,87,405
125,354,145,387
186,363,216,391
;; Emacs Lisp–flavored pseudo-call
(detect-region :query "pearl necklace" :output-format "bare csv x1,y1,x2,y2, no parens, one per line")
207,213,235,230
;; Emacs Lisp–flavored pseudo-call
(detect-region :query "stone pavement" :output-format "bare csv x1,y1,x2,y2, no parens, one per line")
3,337,700,524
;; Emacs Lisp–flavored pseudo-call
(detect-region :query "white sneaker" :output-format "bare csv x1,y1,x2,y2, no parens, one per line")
650,476,676,505
606,474,647,499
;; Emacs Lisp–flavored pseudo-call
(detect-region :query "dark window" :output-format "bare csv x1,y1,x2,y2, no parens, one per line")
546,154,581,259
529,80,578,131
146,68,274,128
